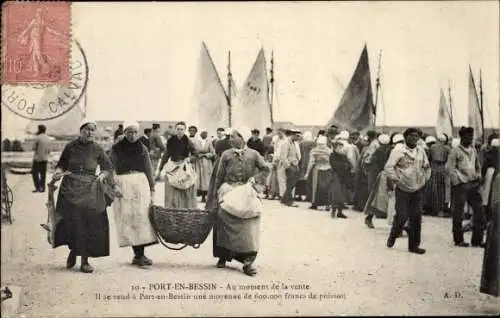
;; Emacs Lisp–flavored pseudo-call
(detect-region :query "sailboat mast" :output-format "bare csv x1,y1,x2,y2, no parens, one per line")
373,49,382,127
269,50,275,126
448,80,454,134
479,68,484,143
227,50,232,127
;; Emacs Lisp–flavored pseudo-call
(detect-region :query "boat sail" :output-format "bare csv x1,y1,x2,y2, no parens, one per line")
232,48,272,133
193,41,230,135
435,87,453,137
326,44,375,132
468,66,484,143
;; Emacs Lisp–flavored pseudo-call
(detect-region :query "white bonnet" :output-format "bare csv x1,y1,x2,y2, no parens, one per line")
316,135,328,145
122,120,140,132
378,134,390,145
392,133,404,144
425,136,437,144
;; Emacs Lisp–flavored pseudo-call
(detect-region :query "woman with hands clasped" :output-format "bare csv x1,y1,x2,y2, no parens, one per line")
156,121,199,209
110,121,158,267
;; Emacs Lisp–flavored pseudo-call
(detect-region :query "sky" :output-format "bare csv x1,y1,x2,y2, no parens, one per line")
2,1,499,138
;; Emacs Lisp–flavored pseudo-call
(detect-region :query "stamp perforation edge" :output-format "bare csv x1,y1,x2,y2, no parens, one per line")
0,1,72,86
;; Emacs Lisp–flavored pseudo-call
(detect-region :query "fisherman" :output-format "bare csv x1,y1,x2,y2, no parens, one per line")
447,126,486,248
150,123,165,172
385,128,431,255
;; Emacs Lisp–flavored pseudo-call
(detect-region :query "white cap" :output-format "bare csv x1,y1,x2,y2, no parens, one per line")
79,118,97,130
437,133,447,142
425,136,437,144
451,138,461,148
392,134,404,144
316,135,327,145
338,130,350,140
491,138,500,147
378,134,390,145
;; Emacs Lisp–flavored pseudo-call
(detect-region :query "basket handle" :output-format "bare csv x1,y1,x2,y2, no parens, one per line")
148,206,190,251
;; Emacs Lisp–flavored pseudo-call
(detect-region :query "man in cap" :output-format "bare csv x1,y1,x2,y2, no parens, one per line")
262,127,274,155
213,127,226,149
31,124,51,192
247,129,265,156
214,128,232,157
279,129,302,207
150,123,165,172
446,126,485,248
385,128,431,254
139,128,152,151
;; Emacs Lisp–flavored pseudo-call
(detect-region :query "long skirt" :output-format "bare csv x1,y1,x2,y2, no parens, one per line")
212,182,259,264
196,157,213,194
164,180,197,209
330,173,346,209
213,208,260,263
54,197,110,258
353,169,369,210
425,162,447,215
311,168,331,206
112,173,158,248
480,174,500,297
364,172,389,219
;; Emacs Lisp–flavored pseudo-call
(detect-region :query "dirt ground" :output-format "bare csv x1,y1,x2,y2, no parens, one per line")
1,173,499,317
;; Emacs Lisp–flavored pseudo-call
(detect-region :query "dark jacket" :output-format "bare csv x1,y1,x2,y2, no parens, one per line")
247,137,265,156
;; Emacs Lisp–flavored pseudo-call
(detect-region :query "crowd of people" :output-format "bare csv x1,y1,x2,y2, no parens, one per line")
35,120,498,296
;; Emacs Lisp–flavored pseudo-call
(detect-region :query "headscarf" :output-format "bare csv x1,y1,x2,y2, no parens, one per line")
491,139,500,148
79,118,97,131
122,120,140,132
437,133,447,142
302,131,313,142
392,133,404,144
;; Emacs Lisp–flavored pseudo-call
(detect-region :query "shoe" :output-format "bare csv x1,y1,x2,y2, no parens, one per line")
409,248,426,254
32,189,39,193
216,258,226,268
284,203,298,207
80,263,94,273
365,216,374,229
132,255,153,266
471,242,486,248
309,205,318,210
387,236,396,248
455,242,470,247
337,211,347,219
66,251,76,269
243,264,257,276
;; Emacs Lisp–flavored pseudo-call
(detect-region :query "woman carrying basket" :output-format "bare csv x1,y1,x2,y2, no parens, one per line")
50,119,113,274
207,129,271,276
156,121,198,209
110,121,158,267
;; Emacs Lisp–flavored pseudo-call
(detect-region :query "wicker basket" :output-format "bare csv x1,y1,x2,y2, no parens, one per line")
149,205,215,250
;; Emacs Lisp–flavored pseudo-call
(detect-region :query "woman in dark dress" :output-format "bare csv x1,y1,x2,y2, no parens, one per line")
329,141,352,219
110,121,157,267
206,130,270,276
51,120,113,273
304,135,332,210
156,121,198,209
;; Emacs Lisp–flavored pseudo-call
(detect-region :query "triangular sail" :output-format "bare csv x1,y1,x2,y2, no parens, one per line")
435,88,453,137
193,42,230,135
232,48,271,133
468,66,483,142
326,45,375,132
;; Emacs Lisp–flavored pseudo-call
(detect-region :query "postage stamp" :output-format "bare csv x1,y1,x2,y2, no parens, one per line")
1,1,71,84
1,40,88,121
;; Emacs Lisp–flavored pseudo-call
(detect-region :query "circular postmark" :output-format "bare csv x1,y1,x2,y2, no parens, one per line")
1,40,88,121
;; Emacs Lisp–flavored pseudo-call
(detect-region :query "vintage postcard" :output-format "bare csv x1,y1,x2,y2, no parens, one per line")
1,1,499,317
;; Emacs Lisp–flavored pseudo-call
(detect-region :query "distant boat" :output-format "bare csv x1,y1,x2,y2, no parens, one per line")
326,44,376,133
468,66,484,143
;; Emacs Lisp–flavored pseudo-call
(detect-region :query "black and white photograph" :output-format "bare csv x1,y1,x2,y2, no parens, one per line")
1,1,499,316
